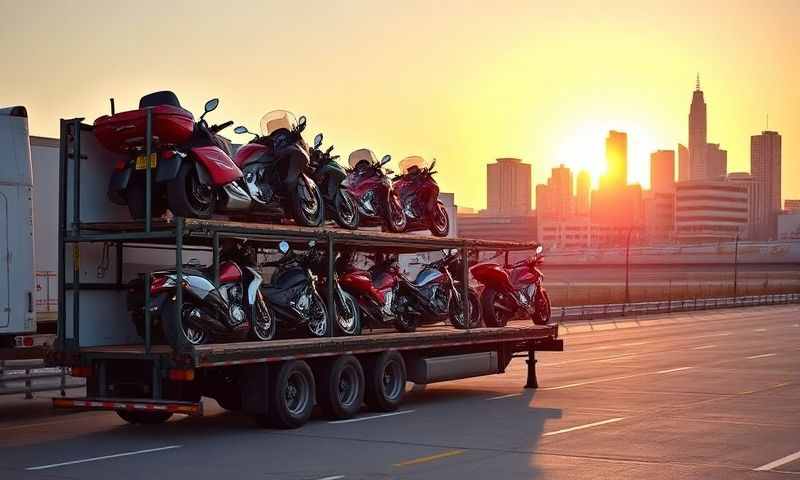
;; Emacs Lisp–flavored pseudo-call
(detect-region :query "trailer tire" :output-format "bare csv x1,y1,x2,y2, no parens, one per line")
364,351,406,412
317,355,365,420
268,360,315,429
117,410,173,425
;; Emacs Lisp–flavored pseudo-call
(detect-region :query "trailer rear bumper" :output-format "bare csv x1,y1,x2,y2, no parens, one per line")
53,397,203,416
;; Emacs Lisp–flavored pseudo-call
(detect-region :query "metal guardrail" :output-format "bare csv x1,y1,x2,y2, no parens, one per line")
0,359,81,399
556,293,800,322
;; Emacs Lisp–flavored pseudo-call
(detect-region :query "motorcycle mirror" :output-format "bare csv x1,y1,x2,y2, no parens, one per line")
297,115,307,132
234,126,249,135
308,240,316,248
313,133,323,148
278,241,290,254
536,245,543,255
380,154,391,166
204,98,219,113
429,159,437,170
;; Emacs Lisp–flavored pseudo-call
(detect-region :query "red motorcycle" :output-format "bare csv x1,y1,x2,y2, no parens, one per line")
337,250,480,333
393,156,450,237
342,149,407,232
470,246,552,327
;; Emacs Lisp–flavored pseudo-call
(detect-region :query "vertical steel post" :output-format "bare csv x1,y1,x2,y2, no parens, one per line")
144,272,152,354
733,234,739,301
525,350,538,388
71,120,82,348
115,242,123,288
462,245,470,331
145,108,153,233
212,232,220,287
175,218,184,351
57,120,67,350
327,233,335,338
624,229,632,310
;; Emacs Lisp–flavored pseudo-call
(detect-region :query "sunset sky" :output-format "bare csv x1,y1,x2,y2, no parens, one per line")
1,0,798,209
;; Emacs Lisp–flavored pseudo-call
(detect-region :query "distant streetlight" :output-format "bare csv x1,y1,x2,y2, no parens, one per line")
624,228,633,310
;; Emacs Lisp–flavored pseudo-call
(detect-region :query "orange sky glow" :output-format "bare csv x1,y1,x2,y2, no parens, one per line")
1,0,797,208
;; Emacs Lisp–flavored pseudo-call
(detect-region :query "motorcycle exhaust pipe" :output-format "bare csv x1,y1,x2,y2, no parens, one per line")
183,305,230,336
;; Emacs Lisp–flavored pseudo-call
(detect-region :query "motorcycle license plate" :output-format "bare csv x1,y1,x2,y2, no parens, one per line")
135,153,158,170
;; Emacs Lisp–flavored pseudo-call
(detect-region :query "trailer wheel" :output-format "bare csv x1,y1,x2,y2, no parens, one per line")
117,410,173,425
317,355,365,420
268,360,315,429
364,351,406,412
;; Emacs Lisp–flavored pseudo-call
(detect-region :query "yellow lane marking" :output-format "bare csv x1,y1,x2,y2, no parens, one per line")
393,449,465,467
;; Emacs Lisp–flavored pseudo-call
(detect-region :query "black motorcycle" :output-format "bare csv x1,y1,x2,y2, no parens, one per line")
309,133,360,229
262,241,361,337
127,241,276,349
232,110,325,226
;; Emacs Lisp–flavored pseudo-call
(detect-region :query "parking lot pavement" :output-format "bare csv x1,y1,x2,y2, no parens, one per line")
0,304,797,479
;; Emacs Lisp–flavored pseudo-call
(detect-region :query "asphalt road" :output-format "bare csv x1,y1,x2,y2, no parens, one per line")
1,304,798,479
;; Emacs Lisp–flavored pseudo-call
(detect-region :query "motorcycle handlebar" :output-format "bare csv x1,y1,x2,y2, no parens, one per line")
211,120,234,133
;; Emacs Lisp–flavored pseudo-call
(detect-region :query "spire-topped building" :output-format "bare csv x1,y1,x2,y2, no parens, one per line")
688,74,707,180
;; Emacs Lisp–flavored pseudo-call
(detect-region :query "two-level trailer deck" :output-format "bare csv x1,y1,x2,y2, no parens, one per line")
48,117,562,429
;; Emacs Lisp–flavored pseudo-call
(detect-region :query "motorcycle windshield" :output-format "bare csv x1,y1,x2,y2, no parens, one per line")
399,155,428,174
348,148,377,169
260,110,297,136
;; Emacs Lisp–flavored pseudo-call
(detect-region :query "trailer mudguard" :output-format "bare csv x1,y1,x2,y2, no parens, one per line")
108,167,132,205
155,154,183,183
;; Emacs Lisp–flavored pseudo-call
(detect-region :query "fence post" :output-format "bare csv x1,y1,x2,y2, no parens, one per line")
24,367,33,400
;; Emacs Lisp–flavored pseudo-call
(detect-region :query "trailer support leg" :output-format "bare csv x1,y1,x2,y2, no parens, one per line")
525,350,538,389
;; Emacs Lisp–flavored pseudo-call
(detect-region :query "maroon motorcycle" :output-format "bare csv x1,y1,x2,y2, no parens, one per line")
470,246,552,327
342,149,407,232
338,250,481,333
393,156,450,237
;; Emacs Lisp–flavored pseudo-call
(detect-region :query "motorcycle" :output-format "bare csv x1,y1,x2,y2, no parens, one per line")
308,133,360,229
470,245,552,327
337,250,481,333
342,149,407,232
231,110,325,226
261,240,361,337
393,157,450,237
126,241,276,349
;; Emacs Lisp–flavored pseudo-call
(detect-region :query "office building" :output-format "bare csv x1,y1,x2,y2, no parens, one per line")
785,200,800,213
536,164,574,220
575,170,591,215
650,149,675,194
750,130,782,239
678,144,689,181
675,180,749,243
601,130,628,188
486,158,532,216
705,143,727,180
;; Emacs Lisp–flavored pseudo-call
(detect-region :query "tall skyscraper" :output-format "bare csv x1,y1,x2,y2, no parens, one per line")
536,164,574,219
650,150,675,194
706,143,727,179
601,130,628,188
678,144,689,181
575,170,591,215
486,157,532,216
750,131,782,239
688,75,707,180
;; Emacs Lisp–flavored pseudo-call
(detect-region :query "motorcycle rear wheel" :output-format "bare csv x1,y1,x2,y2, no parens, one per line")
481,288,511,328
161,298,208,350
332,190,360,230
290,177,325,227
127,179,167,220
167,162,214,219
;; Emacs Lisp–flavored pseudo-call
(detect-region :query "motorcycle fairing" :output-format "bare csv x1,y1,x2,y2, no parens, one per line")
219,261,242,284
509,266,537,288
414,267,444,287
470,263,515,293
233,143,269,168
190,146,242,185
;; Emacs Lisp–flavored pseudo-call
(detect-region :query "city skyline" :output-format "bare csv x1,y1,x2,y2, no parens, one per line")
1,1,798,210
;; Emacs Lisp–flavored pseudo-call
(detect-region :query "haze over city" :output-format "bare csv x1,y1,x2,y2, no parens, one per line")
1,0,798,210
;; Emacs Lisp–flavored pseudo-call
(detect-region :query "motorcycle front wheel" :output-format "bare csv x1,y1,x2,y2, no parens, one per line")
451,288,482,329
336,290,362,336
291,177,325,227
384,196,407,233
429,200,450,237
481,288,511,328
532,288,552,325
249,292,277,341
167,162,214,219
161,297,208,350
332,190,360,230
307,292,330,337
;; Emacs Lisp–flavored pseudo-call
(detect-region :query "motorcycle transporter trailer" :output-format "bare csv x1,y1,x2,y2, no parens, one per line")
47,117,562,428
